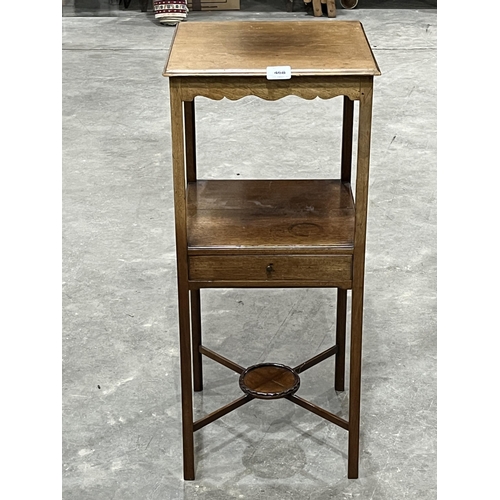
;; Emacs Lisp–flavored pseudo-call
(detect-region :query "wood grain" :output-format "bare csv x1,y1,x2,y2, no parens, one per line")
170,79,195,480
348,77,374,480
189,255,352,282
165,20,380,481
240,364,300,399
164,21,381,77
176,76,364,102
187,180,355,254
189,279,353,289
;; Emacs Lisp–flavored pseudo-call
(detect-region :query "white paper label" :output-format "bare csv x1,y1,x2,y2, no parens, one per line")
266,66,292,80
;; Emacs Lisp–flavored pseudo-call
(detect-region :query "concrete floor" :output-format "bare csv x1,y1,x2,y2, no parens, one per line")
62,3,436,499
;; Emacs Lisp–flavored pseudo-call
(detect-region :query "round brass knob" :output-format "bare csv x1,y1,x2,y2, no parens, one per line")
266,264,274,274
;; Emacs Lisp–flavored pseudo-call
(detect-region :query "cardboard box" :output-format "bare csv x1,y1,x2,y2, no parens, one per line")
188,0,240,10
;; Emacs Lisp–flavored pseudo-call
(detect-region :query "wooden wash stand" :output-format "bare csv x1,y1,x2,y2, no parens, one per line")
163,20,381,480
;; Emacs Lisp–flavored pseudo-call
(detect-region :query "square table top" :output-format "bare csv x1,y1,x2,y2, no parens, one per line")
163,21,381,78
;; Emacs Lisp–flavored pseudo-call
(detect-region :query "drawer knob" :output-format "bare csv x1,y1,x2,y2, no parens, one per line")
266,263,275,275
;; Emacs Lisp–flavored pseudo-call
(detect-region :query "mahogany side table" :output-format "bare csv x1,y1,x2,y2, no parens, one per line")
163,20,381,480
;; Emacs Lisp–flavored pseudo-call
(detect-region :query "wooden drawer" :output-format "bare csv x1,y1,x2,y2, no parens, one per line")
188,255,352,282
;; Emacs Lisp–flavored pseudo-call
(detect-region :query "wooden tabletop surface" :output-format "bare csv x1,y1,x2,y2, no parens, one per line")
163,21,381,77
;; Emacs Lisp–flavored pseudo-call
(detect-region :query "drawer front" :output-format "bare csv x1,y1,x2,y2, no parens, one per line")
189,255,352,282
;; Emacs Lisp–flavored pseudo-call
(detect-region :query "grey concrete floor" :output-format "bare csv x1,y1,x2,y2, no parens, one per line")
62,4,436,499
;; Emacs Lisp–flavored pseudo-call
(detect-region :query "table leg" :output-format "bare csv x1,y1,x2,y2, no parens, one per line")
191,290,203,391
348,284,363,479
178,281,195,480
170,82,195,480
339,95,353,396
184,100,197,183
348,80,373,480
339,94,354,395
184,101,202,394
335,288,347,391
342,96,354,182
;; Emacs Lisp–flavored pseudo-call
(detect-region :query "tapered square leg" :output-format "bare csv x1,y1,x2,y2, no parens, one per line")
347,79,373,480
347,286,363,479
171,81,196,480
178,284,195,480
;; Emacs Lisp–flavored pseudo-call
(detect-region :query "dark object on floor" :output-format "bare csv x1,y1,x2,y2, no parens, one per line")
120,0,148,11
